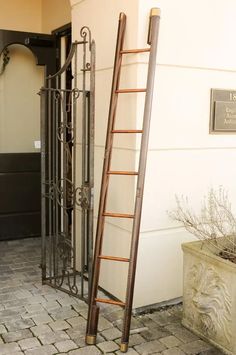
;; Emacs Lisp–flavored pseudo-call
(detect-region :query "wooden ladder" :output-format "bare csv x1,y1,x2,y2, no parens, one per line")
85,8,161,353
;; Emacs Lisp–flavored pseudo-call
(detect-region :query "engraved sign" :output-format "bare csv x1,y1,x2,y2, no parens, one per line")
210,89,236,133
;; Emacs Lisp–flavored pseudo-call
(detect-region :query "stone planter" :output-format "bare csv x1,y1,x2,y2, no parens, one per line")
182,240,236,355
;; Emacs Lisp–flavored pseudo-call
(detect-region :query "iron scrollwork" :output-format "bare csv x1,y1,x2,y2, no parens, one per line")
41,25,95,300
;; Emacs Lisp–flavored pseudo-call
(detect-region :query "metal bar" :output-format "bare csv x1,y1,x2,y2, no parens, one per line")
40,88,47,281
72,43,78,297
111,130,143,134
81,33,87,298
116,88,146,93
87,39,96,299
86,12,127,345
98,256,130,262
48,78,53,281
103,212,134,219
107,171,138,176
120,8,161,352
121,48,150,54
95,298,126,307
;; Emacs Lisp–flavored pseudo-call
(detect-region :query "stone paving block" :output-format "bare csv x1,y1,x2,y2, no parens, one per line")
101,327,122,341
42,301,61,312
159,335,183,348
149,311,180,327
57,296,79,307
50,307,78,320
30,324,52,336
0,342,21,354
18,337,41,350
31,313,53,325
24,344,57,355
115,349,139,355
98,316,113,331
97,340,119,352
161,347,186,355
134,340,167,354
2,329,32,343
49,319,71,331
180,340,213,354
67,316,87,329
124,333,145,347
102,309,124,323
25,304,45,313
3,299,29,309
25,295,46,305
72,303,88,315
39,330,70,345
14,290,32,299
55,339,78,352
66,328,84,340
140,326,171,341
114,317,144,332
199,349,224,355
0,326,6,335
165,324,198,343
5,318,34,331
69,345,101,354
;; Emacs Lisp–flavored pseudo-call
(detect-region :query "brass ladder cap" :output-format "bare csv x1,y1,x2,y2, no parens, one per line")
150,8,161,17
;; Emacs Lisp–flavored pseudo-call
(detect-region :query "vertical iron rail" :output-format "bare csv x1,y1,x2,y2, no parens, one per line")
87,39,96,298
120,8,160,352
41,87,47,281
86,12,127,345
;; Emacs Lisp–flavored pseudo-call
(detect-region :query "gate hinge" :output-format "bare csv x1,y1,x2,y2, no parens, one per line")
76,185,92,209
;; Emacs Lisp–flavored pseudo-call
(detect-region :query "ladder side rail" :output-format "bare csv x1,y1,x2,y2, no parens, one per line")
120,9,161,352
86,13,127,342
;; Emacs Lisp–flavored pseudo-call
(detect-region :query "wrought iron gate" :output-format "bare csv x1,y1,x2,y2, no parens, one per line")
40,27,95,300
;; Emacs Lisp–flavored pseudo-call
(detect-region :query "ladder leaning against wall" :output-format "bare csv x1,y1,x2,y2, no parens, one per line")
86,8,161,353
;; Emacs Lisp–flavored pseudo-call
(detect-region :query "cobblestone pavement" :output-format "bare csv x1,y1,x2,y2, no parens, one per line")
0,238,223,355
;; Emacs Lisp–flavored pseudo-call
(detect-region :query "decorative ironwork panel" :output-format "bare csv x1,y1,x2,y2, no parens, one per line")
40,27,95,300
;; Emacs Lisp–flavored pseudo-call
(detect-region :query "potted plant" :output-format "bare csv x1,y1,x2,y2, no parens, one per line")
170,187,236,355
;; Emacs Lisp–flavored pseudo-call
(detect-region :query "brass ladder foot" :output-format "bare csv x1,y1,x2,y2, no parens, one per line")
120,343,128,353
85,334,96,345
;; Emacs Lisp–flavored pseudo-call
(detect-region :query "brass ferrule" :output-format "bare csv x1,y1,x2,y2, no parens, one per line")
120,342,128,353
85,335,96,345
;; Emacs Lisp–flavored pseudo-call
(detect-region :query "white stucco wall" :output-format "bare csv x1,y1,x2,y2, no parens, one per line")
71,0,236,308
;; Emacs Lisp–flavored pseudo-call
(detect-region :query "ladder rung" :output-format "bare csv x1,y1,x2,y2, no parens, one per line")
120,48,150,54
107,171,138,176
116,89,146,94
103,212,134,219
98,255,130,262
95,298,126,307
111,129,143,134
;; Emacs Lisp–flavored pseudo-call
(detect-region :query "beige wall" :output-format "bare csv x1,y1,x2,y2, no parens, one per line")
42,0,71,33
0,45,44,153
71,0,236,309
0,0,71,153
0,0,42,32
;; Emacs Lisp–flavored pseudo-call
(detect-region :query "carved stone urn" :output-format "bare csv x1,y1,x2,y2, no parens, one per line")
182,240,236,355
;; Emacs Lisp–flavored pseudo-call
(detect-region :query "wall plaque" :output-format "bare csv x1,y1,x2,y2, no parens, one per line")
210,89,236,133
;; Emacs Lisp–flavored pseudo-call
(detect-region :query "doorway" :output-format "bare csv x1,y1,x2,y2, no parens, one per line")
0,29,57,241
